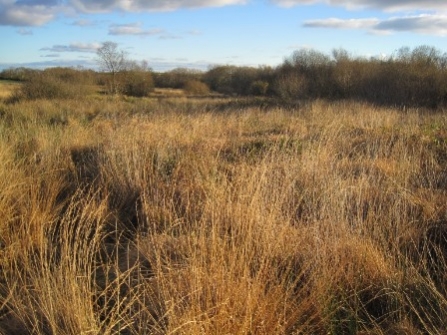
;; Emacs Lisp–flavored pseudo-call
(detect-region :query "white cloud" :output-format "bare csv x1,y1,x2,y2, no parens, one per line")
40,42,101,53
0,0,245,26
108,23,165,36
304,17,379,29
71,0,247,13
304,14,447,36
272,0,447,12
0,3,58,26
375,14,447,35
2,0,447,28
108,22,184,39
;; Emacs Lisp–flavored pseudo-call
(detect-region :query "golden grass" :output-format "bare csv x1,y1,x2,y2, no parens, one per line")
0,96,446,334
0,80,21,99
151,88,186,97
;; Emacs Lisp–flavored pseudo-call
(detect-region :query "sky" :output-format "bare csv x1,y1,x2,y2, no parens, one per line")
1,0,447,71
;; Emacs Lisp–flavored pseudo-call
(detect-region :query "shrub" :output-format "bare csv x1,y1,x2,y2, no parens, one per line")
121,70,154,97
0,67,37,81
272,70,308,100
250,80,269,96
183,80,210,95
154,68,203,89
10,68,93,101
204,66,236,94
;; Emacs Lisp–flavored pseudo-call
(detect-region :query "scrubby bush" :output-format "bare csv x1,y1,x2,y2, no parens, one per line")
272,69,308,100
204,65,236,94
249,80,269,96
121,70,154,97
10,68,94,101
154,68,203,89
270,45,447,108
183,79,210,95
204,65,275,96
0,67,37,81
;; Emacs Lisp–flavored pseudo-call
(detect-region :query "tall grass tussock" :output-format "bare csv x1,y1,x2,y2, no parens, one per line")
0,81,447,334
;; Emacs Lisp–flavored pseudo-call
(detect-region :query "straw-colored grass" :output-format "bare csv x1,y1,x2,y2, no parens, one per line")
0,80,21,99
0,95,446,334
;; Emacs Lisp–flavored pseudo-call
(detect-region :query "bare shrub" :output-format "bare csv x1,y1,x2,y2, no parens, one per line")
250,80,269,96
10,68,94,101
183,79,210,95
121,70,154,97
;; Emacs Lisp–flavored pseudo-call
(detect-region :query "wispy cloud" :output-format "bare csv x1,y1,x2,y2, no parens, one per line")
304,14,447,36
71,19,96,27
187,29,202,36
272,0,447,12
16,28,33,35
109,23,165,36
0,0,246,26
108,23,182,39
40,42,101,53
3,0,447,28
41,54,60,58
304,17,379,30
375,14,447,35
71,0,247,13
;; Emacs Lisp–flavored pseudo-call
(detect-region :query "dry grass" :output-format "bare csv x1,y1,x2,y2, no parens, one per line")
0,80,21,99
151,88,186,97
0,95,446,334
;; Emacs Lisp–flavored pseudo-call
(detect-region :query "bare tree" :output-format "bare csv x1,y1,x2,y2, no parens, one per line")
97,41,126,94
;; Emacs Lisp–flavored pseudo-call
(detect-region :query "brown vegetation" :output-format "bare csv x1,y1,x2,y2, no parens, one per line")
1,45,447,333
0,77,447,333
183,80,210,95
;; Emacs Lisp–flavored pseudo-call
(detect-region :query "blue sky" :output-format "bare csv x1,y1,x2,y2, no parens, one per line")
1,0,447,71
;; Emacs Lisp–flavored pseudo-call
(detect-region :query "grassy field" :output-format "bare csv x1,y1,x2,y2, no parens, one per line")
0,88,446,334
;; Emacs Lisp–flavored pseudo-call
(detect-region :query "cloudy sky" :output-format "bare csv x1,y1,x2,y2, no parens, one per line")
1,0,447,71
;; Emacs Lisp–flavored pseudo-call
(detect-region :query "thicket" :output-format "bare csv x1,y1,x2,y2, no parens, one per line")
3,65,154,101
97,67,154,97
204,65,275,96
153,68,203,89
0,67,37,81
120,69,154,97
277,45,447,108
4,44,447,108
85,67,155,98
9,67,95,101
203,45,447,108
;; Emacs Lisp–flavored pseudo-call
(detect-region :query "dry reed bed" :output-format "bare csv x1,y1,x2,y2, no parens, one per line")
0,97,446,334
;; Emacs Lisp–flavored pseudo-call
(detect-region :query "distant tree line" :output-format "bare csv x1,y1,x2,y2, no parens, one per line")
200,45,447,108
2,44,447,108
154,45,447,108
274,45,447,108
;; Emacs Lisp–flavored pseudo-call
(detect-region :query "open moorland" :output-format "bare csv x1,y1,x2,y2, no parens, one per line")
1,47,447,334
